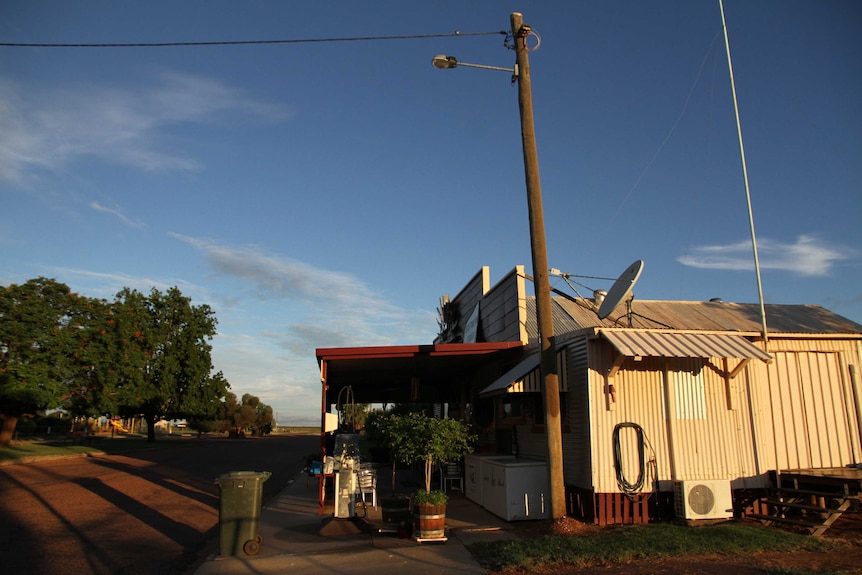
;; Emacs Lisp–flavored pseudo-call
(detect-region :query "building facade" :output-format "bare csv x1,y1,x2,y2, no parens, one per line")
318,265,862,525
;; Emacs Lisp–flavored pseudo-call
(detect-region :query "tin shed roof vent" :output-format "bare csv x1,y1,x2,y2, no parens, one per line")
594,290,607,306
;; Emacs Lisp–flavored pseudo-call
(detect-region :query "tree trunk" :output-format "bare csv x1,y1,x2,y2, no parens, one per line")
425,457,432,493
0,414,18,448
146,413,157,443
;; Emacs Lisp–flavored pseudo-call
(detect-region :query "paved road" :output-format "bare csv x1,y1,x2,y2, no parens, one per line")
0,434,319,575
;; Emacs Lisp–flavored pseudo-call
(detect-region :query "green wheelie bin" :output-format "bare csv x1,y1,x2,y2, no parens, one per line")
215,470,271,556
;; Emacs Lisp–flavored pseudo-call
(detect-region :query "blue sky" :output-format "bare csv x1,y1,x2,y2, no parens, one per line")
2,1,860,425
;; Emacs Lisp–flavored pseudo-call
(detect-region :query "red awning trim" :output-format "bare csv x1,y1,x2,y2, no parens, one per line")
316,341,523,363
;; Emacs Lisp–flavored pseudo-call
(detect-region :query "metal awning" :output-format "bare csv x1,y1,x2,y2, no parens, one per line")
598,330,772,361
480,347,569,397
598,329,771,379
480,354,541,397
317,342,525,404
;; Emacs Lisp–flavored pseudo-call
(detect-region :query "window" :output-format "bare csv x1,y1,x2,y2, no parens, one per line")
673,363,706,420
530,393,568,430
500,395,525,423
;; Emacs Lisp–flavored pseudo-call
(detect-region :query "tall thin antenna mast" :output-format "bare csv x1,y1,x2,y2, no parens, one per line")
719,0,768,351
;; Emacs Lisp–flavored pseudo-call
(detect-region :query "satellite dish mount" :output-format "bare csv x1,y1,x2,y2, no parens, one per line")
597,260,644,324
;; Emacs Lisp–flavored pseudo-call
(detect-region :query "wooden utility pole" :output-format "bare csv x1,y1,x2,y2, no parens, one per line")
511,12,566,519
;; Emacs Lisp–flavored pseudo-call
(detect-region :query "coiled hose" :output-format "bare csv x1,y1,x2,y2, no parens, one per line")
612,422,657,498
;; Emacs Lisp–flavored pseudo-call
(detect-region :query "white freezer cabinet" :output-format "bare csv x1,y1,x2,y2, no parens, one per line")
465,455,549,521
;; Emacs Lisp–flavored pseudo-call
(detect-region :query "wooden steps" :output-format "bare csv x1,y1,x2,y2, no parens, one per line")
749,470,861,537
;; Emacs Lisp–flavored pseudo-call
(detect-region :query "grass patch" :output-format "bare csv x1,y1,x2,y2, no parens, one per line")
276,427,319,435
0,434,200,463
469,523,838,572
0,441,100,462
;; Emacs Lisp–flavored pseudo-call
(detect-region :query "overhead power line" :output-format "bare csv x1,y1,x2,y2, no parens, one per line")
0,30,507,49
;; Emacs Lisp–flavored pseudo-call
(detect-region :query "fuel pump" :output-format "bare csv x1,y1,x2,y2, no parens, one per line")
333,434,361,519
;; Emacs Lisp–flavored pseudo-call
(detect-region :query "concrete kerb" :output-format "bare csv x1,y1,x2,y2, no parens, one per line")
191,468,517,575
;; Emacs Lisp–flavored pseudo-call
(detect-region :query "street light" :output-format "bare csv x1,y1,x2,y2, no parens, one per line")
432,13,566,520
432,54,516,74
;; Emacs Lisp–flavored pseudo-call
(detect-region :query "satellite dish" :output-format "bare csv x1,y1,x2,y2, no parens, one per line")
597,260,644,320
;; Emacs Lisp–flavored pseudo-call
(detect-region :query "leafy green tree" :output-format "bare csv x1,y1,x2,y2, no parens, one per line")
111,286,225,442
61,295,120,420
1,279,228,446
382,412,474,500
366,410,399,494
338,402,371,431
219,392,274,437
0,278,82,446
252,398,273,436
187,417,216,437
187,370,230,422
220,391,254,437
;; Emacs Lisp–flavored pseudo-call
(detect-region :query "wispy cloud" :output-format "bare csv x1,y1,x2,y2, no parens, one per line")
168,233,427,348
41,241,431,423
0,72,289,181
678,234,854,276
44,267,195,300
168,232,380,304
90,201,146,229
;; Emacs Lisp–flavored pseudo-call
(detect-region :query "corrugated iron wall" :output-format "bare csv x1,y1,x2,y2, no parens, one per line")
667,357,755,484
563,338,591,488
746,339,862,471
589,355,676,494
480,266,527,343
583,337,862,500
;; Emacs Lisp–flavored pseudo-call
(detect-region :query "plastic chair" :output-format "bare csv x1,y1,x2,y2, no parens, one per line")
357,469,377,507
441,462,463,492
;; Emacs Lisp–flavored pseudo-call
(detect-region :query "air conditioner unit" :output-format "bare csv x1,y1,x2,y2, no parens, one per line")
674,480,733,520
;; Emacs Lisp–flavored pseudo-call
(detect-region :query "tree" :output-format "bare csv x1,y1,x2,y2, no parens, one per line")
366,410,400,495
0,278,81,446
186,417,216,437
339,402,371,431
251,397,273,436
61,295,120,420
382,412,474,504
220,392,253,437
0,279,228,446
186,370,230,422
111,286,224,442
219,392,273,437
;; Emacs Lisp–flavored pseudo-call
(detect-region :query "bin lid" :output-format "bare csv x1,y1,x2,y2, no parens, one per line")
215,470,271,484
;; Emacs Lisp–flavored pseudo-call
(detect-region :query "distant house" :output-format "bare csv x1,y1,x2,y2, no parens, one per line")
317,265,862,525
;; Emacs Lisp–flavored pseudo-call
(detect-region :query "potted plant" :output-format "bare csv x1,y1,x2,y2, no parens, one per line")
386,412,475,540
365,411,412,532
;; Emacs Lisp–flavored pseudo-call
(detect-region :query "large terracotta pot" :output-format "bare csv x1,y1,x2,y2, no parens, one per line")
414,502,446,539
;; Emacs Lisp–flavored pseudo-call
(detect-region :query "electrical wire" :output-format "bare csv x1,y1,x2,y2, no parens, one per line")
587,29,724,257
630,311,676,330
0,30,507,49
565,273,617,282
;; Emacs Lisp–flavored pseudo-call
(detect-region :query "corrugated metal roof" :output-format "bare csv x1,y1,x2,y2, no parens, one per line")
599,329,772,360
534,297,862,336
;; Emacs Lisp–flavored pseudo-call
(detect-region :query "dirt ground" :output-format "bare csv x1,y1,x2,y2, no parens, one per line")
489,513,862,575
2,436,860,575
0,434,319,575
